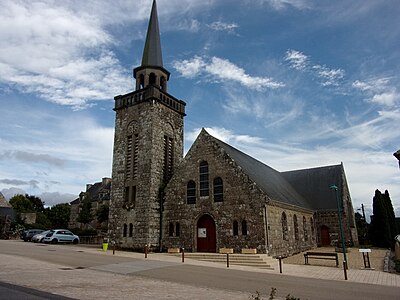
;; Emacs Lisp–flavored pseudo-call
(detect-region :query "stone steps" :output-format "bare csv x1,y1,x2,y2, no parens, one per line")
170,253,278,270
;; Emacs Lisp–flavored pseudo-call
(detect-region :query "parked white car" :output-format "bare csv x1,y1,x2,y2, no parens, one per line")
32,230,51,243
42,229,80,244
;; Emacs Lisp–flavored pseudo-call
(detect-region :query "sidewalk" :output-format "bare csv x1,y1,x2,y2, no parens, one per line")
83,245,400,287
0,244,399,300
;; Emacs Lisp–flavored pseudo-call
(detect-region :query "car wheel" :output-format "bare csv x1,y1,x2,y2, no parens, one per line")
51,239,58,244
72,239,79,244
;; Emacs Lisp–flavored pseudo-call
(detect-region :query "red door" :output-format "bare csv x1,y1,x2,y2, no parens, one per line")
197,215,216,252
320,225,331,246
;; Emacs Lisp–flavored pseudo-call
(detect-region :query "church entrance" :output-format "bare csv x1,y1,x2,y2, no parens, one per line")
197,214,216,252
320,225,331,246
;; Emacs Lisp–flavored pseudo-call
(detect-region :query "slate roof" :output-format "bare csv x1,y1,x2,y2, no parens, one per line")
70,179,111,205
207,131,313,210
281,164,344,211
0,192,11,208
141,0,163,67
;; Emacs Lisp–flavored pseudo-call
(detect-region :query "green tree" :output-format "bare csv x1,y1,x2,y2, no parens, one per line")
48,203,71,229
9,194,34,213
26,194,45,212
96,204,109,224
35,211,52,229
77,198,94,227
383,190,398,245
355,212,368,244
370,189,391,248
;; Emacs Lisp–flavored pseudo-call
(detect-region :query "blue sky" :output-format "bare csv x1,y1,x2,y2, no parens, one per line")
0,0,399,220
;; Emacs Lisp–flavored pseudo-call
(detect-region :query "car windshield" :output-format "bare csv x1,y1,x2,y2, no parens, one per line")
46,231,55,237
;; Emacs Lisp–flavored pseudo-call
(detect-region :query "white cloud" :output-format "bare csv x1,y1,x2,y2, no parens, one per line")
352,78,399,108
173,56,284,90
208,21,239,33
314,65,345,86
172,56,206,78
370,92,398,107
285,50,345,86
0,1,131,109
255,0,312,10
285,50,308,70
0,104,114,199
173,19,201,32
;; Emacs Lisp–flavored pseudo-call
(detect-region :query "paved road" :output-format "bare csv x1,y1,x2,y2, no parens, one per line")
0,240,398,299
0,282,74,300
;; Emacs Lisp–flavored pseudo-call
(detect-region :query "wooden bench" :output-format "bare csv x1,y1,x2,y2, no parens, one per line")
304,252,339,267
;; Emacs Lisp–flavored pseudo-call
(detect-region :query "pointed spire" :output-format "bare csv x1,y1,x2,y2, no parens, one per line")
141,0,163,67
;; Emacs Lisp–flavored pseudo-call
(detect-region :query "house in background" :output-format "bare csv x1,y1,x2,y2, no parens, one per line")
69,178,111,230
0,192,15,238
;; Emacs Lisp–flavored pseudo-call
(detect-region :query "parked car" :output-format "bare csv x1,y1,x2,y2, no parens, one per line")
21,229,45,242
31,230,51,243
42,229,80,244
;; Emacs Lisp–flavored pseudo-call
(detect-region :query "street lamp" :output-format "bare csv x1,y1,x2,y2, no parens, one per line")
330,185,348,270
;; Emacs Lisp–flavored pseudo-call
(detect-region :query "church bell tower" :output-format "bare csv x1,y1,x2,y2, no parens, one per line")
109,0,186,250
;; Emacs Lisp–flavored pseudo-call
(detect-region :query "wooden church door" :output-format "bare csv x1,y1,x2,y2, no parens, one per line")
320,225,331,246
197,214,216,252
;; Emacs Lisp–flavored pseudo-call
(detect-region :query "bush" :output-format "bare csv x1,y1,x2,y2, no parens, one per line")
69,228,97,236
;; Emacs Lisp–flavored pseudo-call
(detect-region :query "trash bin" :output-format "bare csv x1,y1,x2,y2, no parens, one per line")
102,238,109,251
102,242,108,251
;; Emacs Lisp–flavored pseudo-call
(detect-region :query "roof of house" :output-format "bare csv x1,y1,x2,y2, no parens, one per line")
202,130,313,209
196,129,344,211
281,164,344,211
70,178,111,205
0,192,11,208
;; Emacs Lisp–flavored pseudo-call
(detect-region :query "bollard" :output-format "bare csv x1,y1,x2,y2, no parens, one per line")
278,256,282,274
112,240,116,255
182,247,185,263
145,244,148,259
226,253,230,268
343,261,348,280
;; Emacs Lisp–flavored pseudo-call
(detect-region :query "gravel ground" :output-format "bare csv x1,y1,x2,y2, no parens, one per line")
282,247,388,270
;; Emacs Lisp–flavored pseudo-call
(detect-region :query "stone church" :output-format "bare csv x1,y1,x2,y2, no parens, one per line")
108,0,358,257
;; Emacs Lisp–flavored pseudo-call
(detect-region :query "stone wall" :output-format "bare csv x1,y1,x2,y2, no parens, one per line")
266,203,316,257
109,87,184,250
162,130,315,255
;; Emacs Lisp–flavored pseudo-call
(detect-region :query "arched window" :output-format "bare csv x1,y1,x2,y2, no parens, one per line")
187,180,196,204
160,76,166,90
303,216,308,241
149,73,156,86
310,217,315,240
139,74,145,89
169,222,174,237
129,223,133,237
123,224,128,237
163,135,174,183
281,212,288,241
199,161,209,196
294,214,299,240
233,220,238,236
213,177,223,202
242,220,248,236
176,222,180,237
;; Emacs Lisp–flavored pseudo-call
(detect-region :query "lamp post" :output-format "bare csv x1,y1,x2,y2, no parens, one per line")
330,185,348,270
